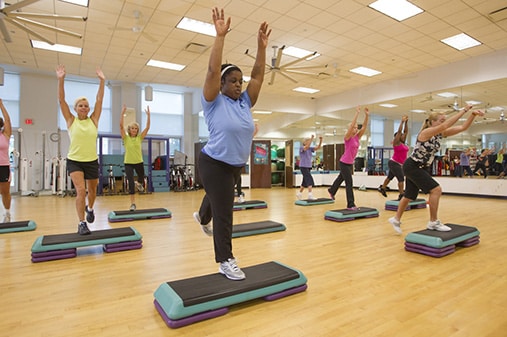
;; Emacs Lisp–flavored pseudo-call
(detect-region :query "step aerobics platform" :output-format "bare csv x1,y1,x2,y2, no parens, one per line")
154,261,307,328
0,220,36,234
31,226,143,262
108,208,172,222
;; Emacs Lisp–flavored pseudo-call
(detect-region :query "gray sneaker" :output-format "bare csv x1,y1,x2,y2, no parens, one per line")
3,213,11,223
129,204,136,211
135,181,144,192
193,211,213,236
427,220,451,231
219,258,246,280
78,221,91,235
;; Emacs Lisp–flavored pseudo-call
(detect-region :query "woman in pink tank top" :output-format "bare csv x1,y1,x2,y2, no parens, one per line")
0,99,12,223
378,115,409,200
328,106,369,209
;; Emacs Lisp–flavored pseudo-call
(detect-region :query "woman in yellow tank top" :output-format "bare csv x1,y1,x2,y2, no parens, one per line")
56,64,105,235
120,104,150,211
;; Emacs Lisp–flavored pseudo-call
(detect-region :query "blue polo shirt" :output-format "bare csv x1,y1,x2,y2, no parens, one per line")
201,91,254,166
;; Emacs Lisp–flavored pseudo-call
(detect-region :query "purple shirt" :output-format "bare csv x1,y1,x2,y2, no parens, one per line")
299,146,314,168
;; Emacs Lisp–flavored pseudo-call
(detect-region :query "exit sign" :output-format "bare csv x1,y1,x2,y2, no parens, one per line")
25,119,33,125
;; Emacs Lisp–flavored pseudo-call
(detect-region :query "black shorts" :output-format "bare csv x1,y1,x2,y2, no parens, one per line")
66,159,99,180
0,165,10,182
403,158,439,200
300,167,315,187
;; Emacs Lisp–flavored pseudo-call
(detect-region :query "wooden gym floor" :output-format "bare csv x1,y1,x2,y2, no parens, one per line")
0,186,506,337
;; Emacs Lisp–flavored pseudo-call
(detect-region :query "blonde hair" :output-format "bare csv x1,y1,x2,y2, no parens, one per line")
421,111,445,132
127,122,140,135
73,96,89,109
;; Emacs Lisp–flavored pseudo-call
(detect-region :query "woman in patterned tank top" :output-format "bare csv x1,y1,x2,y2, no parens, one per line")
388,106,484,234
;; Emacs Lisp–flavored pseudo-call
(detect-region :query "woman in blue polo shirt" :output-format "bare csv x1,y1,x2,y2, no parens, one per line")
193,7,271,280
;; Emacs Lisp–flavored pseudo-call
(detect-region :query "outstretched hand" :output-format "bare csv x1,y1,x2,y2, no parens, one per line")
96,67,105,81
212,7,231,37
145,106,151,115
56,64,66,79
257,21,271,49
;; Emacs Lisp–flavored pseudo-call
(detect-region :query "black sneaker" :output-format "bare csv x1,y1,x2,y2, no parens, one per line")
86,206,95,223
378,185,387,197
397,193,404,201
78,221,91,235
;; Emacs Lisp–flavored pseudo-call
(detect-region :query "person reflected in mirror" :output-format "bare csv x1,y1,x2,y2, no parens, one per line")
296,134,322,200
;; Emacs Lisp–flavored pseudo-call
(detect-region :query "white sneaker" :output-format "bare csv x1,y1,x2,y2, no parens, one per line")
219,258,246,280
427,220,451,231
296,192,303,200
238,195,245,203
388,217,402,234
135,181,144,192
308,194,317,200
3,213,11,223
193,211,213,236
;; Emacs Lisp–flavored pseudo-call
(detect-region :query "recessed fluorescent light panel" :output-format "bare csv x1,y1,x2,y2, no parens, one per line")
176,17,216,37
293,87,320,94
379,103,397,108
437,92,457,98
441,33,482,51
369,0,423,21
410,109,426,113
465,100,482,105
252,110,272,114
283,46,320,60
31,40,82,55
349,66,382,77
243,75,251,82
60,0,89,6
147,59,186,71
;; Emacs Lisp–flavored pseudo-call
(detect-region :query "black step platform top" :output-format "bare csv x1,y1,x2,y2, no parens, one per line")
41,227,136,246
112,208,168,216
233,220,283,232
0,221,30,229
167,261,300,307
234,200,266,205
329,207,377,214
304,198,333,203
411,224,478,240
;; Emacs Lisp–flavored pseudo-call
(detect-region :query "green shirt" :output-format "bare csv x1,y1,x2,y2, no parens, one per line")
123,135,144,164
67,117,98,162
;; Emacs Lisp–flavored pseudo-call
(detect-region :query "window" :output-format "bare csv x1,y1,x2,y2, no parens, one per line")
0,73,20,127
141,88,183,136
370,117,384,147
57,80,111,132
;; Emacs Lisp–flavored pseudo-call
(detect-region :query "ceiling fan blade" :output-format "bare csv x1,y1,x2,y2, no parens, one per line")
284,64,327,71
14,13,87,21
0,19,12,42
278,71,298,83
2,0,39,14
15,16,82,38
285,69,319,76
280,52,316,68
267,70,276,85
7,17,54,44
273,45,284,69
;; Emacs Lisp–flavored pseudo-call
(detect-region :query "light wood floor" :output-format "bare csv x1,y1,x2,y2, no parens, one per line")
1,186,506,337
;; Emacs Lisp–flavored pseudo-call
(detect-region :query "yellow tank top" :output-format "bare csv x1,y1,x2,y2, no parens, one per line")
67,117,98,162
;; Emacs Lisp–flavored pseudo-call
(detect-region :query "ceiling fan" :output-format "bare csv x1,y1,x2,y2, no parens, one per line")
419,92,434,103
109,10,156,43
0,0,87,45
244,45,326,85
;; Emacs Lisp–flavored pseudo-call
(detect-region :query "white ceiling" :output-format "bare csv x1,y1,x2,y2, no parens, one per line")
1,0,507,138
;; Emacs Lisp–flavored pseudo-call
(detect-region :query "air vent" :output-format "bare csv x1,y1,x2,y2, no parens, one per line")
185,42,208,54
488,6,507,22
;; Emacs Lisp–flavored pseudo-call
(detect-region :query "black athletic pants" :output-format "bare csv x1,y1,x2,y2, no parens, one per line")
328,161,355,208
197,152,242,263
